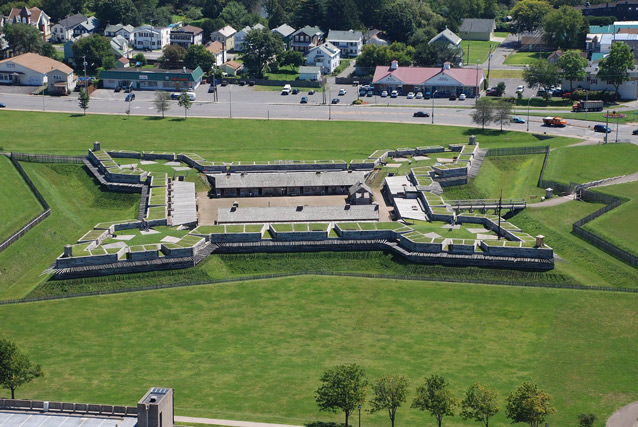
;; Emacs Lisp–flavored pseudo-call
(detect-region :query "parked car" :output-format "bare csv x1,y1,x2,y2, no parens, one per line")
449,94,457,100
424,91,431,99
331,98,340,104
114,87,121,93
516,85,524,93
458,93,466,100
381,91,388,97
406,92,415,99
292,88,299,94
221,80,228,86
125,93,135,102
511,116,526,123
416,91,423,99
390,90,398,98
486,89,499,96
594,124,612,133
561,92,572,98
0,102,5,108
367,89,374,97
359,88,367,96
171,92,196,101
170,92,180,99
248,81,255,86
413,111,430,117
632,129,638,135
300,96,308,103
239,80,246,86
338,88,346,96
208,85,215,93
308,89,315,95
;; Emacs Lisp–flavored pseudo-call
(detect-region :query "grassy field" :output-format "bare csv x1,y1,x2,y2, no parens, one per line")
543,144,638,184
529,109,638,125
503,51,552,65
585,182,638,256
0,156,43,242
1,277,637,427
264,66,299,81
442,154,546,203
0,111,578,159
488,69,524,79
464,40,501,64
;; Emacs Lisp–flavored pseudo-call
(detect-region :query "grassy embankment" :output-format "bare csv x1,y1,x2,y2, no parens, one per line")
0,155,43,242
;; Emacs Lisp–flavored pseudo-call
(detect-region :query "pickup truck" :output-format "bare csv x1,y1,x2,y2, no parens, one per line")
543,116,567,127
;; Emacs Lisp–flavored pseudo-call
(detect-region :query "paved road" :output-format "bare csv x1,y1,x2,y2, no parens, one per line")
175,416,303,427
606,401,638,427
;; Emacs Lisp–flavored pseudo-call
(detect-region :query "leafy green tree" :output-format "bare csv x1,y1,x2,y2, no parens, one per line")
323,0,359,31
505,382,555,427
178,91,192,119
241,28,284,78
411,375,460,427
523,59,560,99
597,42,635,95
133,52,147,66
558,50,588,90
95,0,140,27
369,374,410,427
221,1,247,30
153,90,171,118
356,43,415,68
382,2,416,43
292,0,324,28
460,383,500,427
3,23,44,55
577,413,596,427
42,0,77,22
543,6,587,49
146,5,173,26
78,88,90,115
315,364,368,427
356,0,389,28
279,49,304,69
184,44,215,71
472,97,494,129
413,42,463,67
72,35,116,71
184,6,203,21
0,338,43,399
40,43,58,59
510,0,551,33
267,0,287,28
200,18,225,43
162,44,187,65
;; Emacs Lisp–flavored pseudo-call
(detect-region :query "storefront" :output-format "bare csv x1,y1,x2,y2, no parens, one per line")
100,67,204,91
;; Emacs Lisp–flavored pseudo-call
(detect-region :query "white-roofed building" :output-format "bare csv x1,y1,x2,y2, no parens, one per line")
306,42,341,74
327,29,363,57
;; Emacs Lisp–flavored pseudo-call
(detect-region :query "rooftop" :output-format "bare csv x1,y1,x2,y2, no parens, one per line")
214,25,236,37
0,411,137,427
217,205,379,224
327,29,363,41
459,18,495,34
272,24,296,37
0,52,73,74
209,171,368,189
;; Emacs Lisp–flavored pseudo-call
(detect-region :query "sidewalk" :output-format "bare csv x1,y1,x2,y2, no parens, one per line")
175,416,304,427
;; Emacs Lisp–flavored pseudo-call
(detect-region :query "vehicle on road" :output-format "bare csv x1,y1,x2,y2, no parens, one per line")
331,98,340,104
407,92,415,99
281,84,291,95
458,93,466,100
171,92,196,101
543,116,567,127
292,88,299,94
367,89,374,97
390,90,398,98
572,100,604,112
594,124,612,133
632,129,638,135
517,85,524,93
449,94,457,100
300,96,308,103
221,80,228,86
308,89,315,95
511,116,526,123
413,111,430,117
338,88,346,95
0,102,5,108
381,91,388,97
416,91,423,99
125,93,135,102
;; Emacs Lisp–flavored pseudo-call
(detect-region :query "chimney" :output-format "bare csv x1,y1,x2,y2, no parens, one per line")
390,60,398,70
64,245,73,257
535,235,545,247
93,141,101,151
443,61,451,70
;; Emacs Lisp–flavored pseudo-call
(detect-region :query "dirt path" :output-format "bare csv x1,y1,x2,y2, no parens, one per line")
176,416,303,427
527,195,574,208
606,401,638,427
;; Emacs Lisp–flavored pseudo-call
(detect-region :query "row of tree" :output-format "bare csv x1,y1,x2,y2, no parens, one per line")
314,364,565,427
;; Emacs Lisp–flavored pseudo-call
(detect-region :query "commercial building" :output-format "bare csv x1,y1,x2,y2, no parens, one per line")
100,67,204,91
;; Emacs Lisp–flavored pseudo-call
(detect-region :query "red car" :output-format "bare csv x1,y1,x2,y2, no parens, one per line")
561,92,572,98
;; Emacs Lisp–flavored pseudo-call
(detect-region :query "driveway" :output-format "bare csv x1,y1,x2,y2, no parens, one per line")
0,85,39,94
607,401,638,427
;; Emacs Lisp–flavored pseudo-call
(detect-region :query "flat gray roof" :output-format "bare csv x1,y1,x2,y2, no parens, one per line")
217,205,379,223
210,171,368,189
0,411,137,427
171,181,197,226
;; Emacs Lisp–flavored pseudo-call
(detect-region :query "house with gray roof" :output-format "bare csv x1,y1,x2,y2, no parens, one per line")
272,24,296,48
111,35,132,59
299,65,321,81
327,29,363,57
291,25,324,54
211,25,236,50
104,23,135,43
51,13,87,42
234,23,265,52
429,28,462,48
306,42,341,74
458,18,496,41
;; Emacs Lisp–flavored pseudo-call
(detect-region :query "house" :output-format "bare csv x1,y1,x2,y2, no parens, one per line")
220,60,243,76
271,24,296,48
5,6,51,39
133,25,170,50
560,61,638,99
205,41,226,66
210,25,236,50
233,23,265,52
117,56,130,68
458,18,495,41
327,29,363,57
298,65,321,81
577,1,638,21
111,35,132,59
547,49,587,64
519,30,550,51
372,60,485,97
100,66,204,91
306,42,341,74
597,33,638,60
72,16,99,39
170,25,203,49
0,52,76,94
428,28,462,47
291,26,324,54
104,24,135,43
363,29,389,46
347,182,373,205
51,13,86,42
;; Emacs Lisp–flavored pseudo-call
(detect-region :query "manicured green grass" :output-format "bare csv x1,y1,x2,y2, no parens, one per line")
0,163,139,299
1,277,637,427
544,144,638,184
264,66,299,81
488,69,524,79
493,32,510,38
503,51,552,65
331,58,352,76
0,111,579,160
442,155,546,202
464,40,501,64
0,156,43,242
405,220,495,239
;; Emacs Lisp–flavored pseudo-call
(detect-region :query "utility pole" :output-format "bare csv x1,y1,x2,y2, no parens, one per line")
83,55,88,93
466,40,470,65
487,45,493,83
605,110,609,144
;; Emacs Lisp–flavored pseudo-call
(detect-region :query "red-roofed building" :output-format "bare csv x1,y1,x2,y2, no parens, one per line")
372,60,484,97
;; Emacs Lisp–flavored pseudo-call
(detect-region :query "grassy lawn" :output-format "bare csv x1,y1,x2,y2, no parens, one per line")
1,277,637,427
0,156,43,242
544,144,638,184
441,155,546,203
488,69,524,79
493,31,510,38
503,51,552,66
264,66,299,81
464,40,501,64
585,182,638,256
529,109,638,125
331,58,352,76
0,163,139,299
0,111,579,160
405,220,496,239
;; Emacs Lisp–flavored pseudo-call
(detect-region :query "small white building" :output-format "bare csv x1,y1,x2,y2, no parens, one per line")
326,29,363,57
211,25,237,51
133,25,170,50
234,23,265,52
298,65,321,80
0,52,76,94
206,41,226,66
111,35,132,59
306,42,341,74
104,24,135,43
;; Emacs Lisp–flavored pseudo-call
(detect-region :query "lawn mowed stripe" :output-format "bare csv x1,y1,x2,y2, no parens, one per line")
0,155,42,242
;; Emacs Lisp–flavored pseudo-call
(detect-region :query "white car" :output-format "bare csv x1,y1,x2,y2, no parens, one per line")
390,90,398,98
381,91,388,97
407,92,415,99
416,92,423,99
517,85,524,93
458,93,466,100
338,88,347,96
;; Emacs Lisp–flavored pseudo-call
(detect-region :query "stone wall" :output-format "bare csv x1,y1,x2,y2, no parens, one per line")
56,252,121,268
479,241,554,259
127,250,160,261
208,232,263,243
142,152,176,161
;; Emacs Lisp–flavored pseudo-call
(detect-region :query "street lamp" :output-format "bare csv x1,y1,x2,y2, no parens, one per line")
358,404,362,427
526,95,534,132
229,83,232,118
431,90,437,124
329,89,332,120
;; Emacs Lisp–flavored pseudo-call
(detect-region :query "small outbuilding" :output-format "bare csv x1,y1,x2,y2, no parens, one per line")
347,182,374,205
298,65,321,81
458,18,496,41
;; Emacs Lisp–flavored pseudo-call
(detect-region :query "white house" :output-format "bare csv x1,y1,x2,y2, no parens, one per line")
298,65,321,81
306,42,341,74
104,24,135,43
5,6,50,39
326,29,363,57
133,25,170,50
561,62,638,100
170,25,203,49
233,23,265,52
51,13,86,42
0,52,76,94
210,25,236,50
111,35,132,59
205,40,226,66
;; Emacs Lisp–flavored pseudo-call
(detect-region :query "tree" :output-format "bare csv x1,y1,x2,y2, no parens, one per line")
292,0,324,28
162,44,187,65
472,98,494,130
267,0,287,28
241,28,284,78
460,383,500,427
369,374,410,427
523,60,560,99
543,6,587,50
221,1,247,29
2,23,44,55
510,0,551,33
153,90,171,118
413,42,463,67
72,35,116,71
0,338,43,399
200,18,225,43
356,0,389,28
577,413,596,427
178,91,192,119
323,0,359,31
184,44,215,72
356,43,415,68
505,382,555,427
95,0,140,27
78,88,90,115
597,42,635,95
494,82,506,97
40,43,58,59
315,364,368,427
558,50,588,90
411,375,459,427
133,52,147,66
184,6,203,21
279,49,304,69
382,2,416,43
146,6,173,26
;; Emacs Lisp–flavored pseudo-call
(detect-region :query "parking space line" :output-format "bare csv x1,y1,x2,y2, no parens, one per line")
36,416,49,427
58,417,70,427
17,415,33,427
96,418,108,427
0,413,16,427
